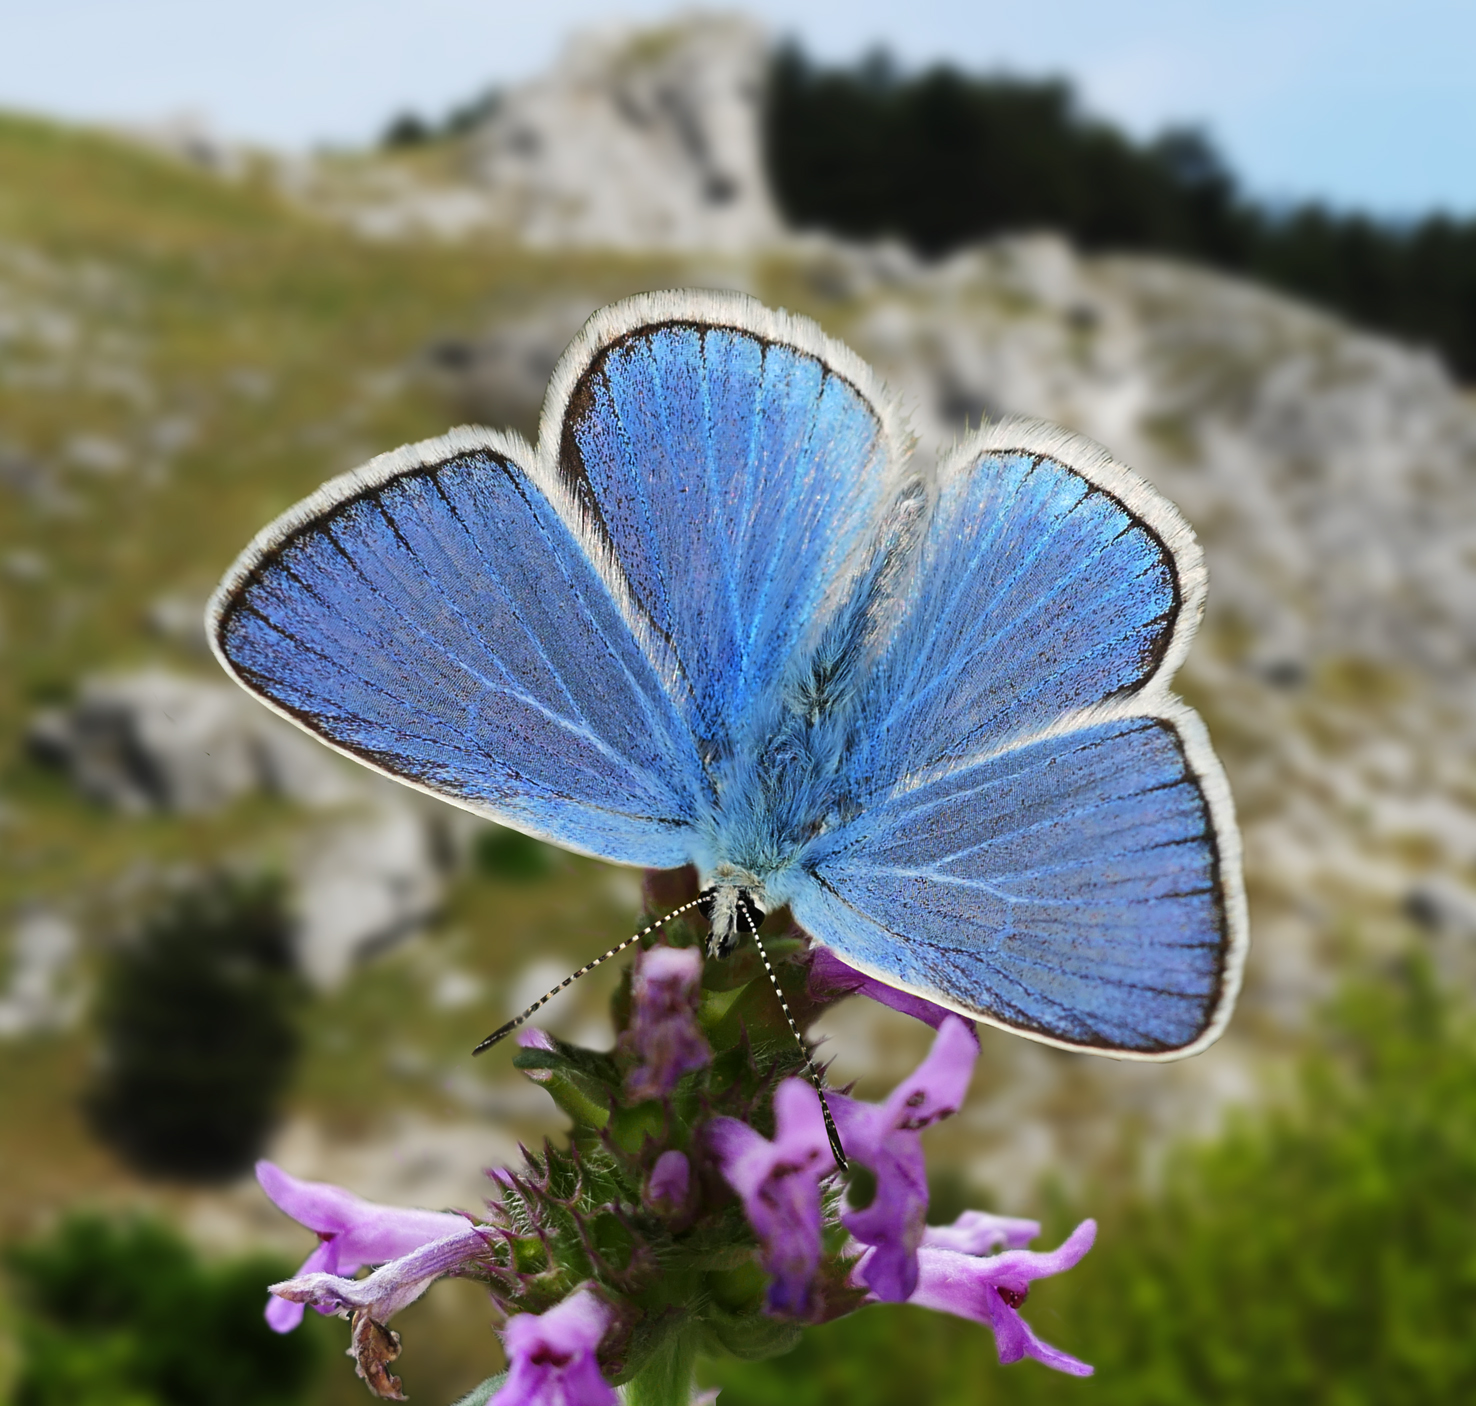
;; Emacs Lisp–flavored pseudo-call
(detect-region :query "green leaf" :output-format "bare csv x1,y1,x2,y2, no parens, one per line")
514,1051,613,1129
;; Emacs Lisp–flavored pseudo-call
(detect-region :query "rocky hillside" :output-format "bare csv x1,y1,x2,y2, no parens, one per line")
2,15,1474,1228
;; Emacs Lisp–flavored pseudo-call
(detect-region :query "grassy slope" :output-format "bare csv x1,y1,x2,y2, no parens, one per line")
0,113,699,1402
0,115,701,1211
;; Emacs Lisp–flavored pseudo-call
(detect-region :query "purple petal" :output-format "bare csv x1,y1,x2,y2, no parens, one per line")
637,944,702,987
517,1027,556,1051
826,1018,980,1302
493,1288,617,1406
903,1221,1098,1377
705,1116,770,1196
831,1097,927,1303
257,1159,365,1237
923,1210,1041,1255
758,1166,826,1315
257,1161,468,1266
271,1223,493,1325
880,1016,979,1130
620,944,709,1101
981,1218,1098,1282
710,1080,834,1315
644,1150,691,1212
1016,1315,1096,1376
806,946,960,1030
771,1078,835,1159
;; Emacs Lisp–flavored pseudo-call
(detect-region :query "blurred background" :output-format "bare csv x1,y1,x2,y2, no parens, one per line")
1,4,1475,1403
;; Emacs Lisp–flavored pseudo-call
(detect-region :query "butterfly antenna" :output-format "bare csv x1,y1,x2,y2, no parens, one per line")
472,896,707,1055
740,902,849,1171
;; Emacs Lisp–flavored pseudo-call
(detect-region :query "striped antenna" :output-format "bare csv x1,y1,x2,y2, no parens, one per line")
472,896,706,1055
739,901,849,1171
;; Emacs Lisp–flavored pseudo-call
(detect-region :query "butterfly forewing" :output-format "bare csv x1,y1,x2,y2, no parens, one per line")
852,440,1192,787
211,441,701,865
556,315,897,748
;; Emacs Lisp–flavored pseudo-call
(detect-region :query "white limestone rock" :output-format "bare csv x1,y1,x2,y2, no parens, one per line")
0,909,82,1038
468,13,781,251
28,669,355,813
291,797,447,990
28,670,462,989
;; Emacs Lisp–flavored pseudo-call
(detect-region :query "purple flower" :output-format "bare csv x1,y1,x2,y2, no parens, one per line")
708,1079,834,1316
832,1015,980,1302
256,1160,470,1332
618,944,709,1100
491,1288,618,1406
807,945,960,1030
879,1219,1099,1376
644,1149,692,1214
923,1209,1041,1255
271,1222,495,1398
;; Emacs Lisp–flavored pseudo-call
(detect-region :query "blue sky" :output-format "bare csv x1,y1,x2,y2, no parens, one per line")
3,0,1474,218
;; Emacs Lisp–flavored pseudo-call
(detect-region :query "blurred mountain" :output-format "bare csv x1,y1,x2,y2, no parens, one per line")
284,13,781,249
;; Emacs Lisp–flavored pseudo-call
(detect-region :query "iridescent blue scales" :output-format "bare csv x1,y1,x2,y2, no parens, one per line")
209,292,1247,1058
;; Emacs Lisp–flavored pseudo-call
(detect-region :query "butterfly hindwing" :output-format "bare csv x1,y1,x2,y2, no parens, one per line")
209,431,703,865
795,712,1240,1056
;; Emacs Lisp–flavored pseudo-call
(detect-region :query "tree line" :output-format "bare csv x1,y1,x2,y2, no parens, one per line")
764,48,1476,381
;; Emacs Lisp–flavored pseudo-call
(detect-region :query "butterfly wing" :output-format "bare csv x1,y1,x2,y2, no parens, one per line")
548,292,903,751
793,421,1246,1057
851,421,1195,781
209,428,703,864
210,292,904,867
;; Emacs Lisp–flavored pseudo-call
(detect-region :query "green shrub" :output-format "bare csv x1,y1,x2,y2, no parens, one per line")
87,875,305,1181
5,1215,317,1406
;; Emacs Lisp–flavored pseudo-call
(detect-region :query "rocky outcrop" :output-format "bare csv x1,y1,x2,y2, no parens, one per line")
467,14,780,251
29,670,356,814
29,672,464,989
0,908,81,1038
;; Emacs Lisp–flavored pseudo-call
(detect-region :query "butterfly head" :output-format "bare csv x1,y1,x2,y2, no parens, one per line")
698,881,767,960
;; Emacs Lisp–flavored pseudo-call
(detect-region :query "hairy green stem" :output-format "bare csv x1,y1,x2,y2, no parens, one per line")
624,1331,699,1406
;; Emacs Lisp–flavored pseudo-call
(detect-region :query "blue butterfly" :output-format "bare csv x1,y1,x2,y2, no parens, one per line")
209,291,1246,1063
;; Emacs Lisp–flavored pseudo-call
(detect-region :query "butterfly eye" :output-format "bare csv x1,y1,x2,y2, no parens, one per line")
737,891,766,930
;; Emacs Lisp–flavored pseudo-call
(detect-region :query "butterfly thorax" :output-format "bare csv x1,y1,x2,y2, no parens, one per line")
696,694,859,942
694,500,919,950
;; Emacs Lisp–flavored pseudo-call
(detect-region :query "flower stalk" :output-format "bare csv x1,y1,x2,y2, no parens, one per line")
259,867,1096,1400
